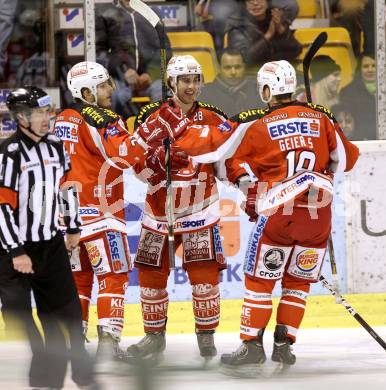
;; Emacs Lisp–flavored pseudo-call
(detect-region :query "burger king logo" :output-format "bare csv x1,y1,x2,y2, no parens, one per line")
85,242,103,268
296,249,319,272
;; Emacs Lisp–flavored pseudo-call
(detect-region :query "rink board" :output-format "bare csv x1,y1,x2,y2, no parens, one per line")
2,293,385,340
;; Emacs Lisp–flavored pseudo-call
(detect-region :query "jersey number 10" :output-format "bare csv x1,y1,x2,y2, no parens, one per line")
286,150,316,177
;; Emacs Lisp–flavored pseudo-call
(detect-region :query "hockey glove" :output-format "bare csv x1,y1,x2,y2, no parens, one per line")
136,116,171,146
158,101,191,139
145,144,189,174
242,182,260,222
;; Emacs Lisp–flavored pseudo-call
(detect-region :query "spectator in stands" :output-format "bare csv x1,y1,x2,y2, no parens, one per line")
331,102,356,140
339,52,376,140
95,0,172,119
297,55,341,109
330,0,367,57
0,0,18,81
200,48,262,116
16,8,48,87
195,0,239,54
225,0,301,70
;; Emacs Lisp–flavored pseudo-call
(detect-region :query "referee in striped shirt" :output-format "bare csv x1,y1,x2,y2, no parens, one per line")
0,87,97,389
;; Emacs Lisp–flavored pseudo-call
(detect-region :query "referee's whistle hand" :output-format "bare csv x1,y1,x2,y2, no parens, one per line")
12,254,34,274
65,232,81,251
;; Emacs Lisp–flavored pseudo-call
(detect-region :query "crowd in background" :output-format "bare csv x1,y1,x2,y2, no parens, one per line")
0,0,382,140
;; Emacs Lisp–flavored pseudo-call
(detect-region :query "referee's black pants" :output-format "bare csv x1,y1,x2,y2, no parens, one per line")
0,233,95,388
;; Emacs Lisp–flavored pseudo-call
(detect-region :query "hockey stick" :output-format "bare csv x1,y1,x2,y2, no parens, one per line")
302,32,341,300
127,0,176,269
319,275,386,351
303,31,327,102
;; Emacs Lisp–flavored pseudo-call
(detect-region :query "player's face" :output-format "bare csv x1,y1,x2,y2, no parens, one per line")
176,74,201,104
29,106,51,136
220,54,245,85
361,56,376,83
325,71,341,95
245,0,268,18
96,79,115,109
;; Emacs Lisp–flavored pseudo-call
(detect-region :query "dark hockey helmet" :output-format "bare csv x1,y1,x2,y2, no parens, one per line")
6,86,51,119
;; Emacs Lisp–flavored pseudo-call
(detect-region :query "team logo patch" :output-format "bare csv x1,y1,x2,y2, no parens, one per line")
296,249,319,272
217,121,232,132
135,228,165,267
268,118,320,140
263,248,285,271
104,125,120,139
182,228,213,262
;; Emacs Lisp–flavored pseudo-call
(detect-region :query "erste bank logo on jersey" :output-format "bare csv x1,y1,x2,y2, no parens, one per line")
268,118,320,140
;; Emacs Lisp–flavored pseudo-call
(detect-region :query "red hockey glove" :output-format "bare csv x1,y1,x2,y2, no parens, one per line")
241,182,259,222
135,116,170,146
158,101,191,139
145,144,189,174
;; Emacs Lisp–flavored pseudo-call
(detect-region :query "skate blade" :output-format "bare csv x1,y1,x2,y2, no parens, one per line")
220,363,265,378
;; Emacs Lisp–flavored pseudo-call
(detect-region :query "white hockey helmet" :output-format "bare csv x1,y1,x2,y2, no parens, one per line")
257,60,297,103
67,61,111,105
166,55,203,89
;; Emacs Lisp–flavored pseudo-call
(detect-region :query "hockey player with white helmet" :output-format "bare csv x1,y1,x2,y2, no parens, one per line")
129,55,229,362
55,61,186,363
144,59,359,374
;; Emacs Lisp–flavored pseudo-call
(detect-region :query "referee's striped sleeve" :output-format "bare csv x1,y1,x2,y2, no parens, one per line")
0,153,24,256
59,146,80,233
59,184,81,234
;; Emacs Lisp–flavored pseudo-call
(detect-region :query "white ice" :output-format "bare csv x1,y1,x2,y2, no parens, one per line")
1,327,385,389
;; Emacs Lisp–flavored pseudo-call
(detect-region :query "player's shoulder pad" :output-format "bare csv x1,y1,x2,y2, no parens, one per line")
197,101,228,119
230,107,270,123
135,101,162,127
80,105,120,128
306,102,337,122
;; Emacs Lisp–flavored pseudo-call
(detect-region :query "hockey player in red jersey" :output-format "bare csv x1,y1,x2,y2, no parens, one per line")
151,60,359,374
55,61,186,362
128,55,228,361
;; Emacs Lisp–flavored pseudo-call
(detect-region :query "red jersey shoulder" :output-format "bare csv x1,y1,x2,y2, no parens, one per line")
230,107,270,123
196,101,228,120
80,106,121,129
134,101,162,128
305,102,337,123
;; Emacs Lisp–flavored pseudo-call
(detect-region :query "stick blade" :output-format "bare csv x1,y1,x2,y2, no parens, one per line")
129,0,160,27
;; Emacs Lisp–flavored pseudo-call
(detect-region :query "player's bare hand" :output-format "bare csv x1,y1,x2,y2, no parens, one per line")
137,73,152,90
66,232,80,252
13,254,34,274
124,68,139,87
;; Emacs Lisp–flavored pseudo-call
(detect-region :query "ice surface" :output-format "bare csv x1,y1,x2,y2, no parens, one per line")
0,327,385,389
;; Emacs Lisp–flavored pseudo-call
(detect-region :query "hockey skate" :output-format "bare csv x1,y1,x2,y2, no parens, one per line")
271,325,296,365
220,339,266,377
126,331,166,365
96,325,125,363
196,330,217,359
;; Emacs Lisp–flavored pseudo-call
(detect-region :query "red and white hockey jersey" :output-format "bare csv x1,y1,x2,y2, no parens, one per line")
134,100,227,234
55,103,146,239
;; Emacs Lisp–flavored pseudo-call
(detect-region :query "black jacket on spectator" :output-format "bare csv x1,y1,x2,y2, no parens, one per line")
95,4,172,81
339,73,376,141
225,7,301,69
